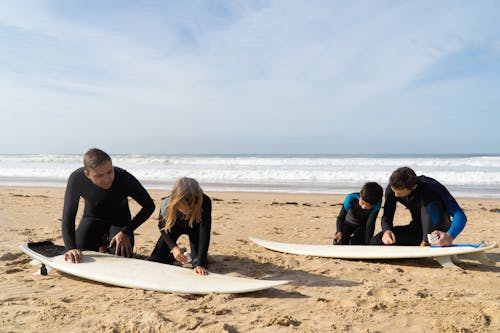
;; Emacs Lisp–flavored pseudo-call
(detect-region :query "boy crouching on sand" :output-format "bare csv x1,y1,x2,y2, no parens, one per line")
333,182,383,245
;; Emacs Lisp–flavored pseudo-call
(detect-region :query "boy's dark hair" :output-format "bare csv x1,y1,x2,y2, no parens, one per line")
389,167,417,190
83,148,112,171
360,182,383,205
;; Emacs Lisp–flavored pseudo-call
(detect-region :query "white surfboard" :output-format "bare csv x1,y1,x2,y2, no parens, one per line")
249,236,498,269
20,242,288,294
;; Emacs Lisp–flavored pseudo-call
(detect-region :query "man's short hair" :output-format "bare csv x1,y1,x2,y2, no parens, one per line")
83,148,112,171
389,167,417,190
360,182,383,205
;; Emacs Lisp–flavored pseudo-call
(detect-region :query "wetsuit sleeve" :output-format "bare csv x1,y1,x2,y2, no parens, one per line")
61,172,81,251
160,229,178,250
432,182,467,239
196,197,212,268
336,194,356,232
336,205,348,233
120,173,155,236
448,211,467,239
365,201,381,244
381,185,396,232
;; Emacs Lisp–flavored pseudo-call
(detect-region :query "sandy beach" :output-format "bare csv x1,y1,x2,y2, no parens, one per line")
0,186,499,332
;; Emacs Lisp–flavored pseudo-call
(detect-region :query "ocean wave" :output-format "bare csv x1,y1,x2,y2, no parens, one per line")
1,154,500,195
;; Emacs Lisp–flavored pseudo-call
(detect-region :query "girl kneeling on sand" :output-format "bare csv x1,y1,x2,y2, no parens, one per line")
148,177,212,275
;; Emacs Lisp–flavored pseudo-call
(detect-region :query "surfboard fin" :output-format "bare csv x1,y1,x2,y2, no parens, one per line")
33,264,52,276
444,243,497,267
435,255,462,270
463,252,496,266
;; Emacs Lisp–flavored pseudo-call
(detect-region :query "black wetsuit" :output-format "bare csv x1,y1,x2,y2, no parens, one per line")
371,175,467,245
149,194,212,268
61,167,155,255
336,193,381,245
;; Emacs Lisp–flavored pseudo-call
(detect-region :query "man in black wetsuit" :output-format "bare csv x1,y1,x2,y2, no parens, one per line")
62,148,155,263
371,166,467,247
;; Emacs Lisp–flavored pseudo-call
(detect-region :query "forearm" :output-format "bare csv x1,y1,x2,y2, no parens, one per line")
381,216,394,232
122,176,155,235
196,220,211,268
121,200,155,235
160,230,178,250
381,188,396,231
336,206,347,233
336,217,345,233
365,214,377,244
196,239,210,268
61,219,77,250
381,201,395,231
447,211,467,239
61,184,79,250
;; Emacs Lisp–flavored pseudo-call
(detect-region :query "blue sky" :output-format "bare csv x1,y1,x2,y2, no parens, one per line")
1,1,499,154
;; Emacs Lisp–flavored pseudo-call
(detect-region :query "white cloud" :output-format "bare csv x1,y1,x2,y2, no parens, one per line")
0,1,499,153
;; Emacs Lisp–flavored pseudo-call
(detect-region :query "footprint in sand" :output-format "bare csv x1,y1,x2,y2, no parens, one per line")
0,252,22,261
366,287,395,302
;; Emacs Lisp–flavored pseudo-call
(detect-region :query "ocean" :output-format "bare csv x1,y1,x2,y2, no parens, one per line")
1,154,500,197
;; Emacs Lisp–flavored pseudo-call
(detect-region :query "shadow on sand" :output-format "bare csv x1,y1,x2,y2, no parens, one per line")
339,254,499,273
209,254,360,288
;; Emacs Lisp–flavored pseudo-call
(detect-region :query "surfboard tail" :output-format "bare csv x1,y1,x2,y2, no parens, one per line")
27,241,65,257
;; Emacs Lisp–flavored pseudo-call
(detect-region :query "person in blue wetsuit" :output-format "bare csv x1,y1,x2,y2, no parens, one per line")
62,148,155,263
333,182,383,245
371,166,467,247
148,177,212,276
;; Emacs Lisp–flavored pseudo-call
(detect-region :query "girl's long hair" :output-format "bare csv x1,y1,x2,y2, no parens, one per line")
164,177,203,231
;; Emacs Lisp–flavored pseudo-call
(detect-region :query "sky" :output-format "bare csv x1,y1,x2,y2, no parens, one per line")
1,0,499,155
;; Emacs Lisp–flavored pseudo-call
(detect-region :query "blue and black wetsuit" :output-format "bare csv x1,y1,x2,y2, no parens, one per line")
61,167,155,255
149,194,212,268
336,193,381,245
371,175,467,245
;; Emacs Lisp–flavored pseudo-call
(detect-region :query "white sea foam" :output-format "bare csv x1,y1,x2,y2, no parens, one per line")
1,154,500,196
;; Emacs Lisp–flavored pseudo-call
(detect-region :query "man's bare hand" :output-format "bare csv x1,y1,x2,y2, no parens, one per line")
382,230,396,245
64,249,83,263
333,232,342,245
109,231,132,257
431,230,453,247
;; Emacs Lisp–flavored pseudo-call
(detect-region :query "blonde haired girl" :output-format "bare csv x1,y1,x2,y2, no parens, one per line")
148,177,212,275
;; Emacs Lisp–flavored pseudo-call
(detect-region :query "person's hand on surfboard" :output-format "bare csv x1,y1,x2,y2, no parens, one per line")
171,246,189,264
194,266,208,276
64,249,83,263
430,231,452,247
382,230,396,245
333,232,342,245
108,231,132,257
